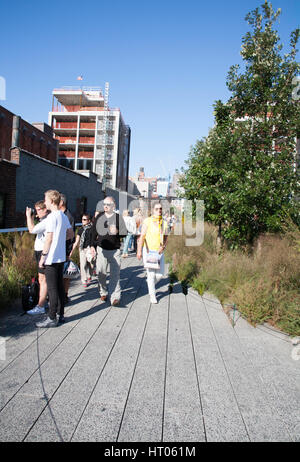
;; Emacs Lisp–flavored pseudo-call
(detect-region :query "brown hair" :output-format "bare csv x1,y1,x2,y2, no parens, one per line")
35,200,46,209
45,190,61,206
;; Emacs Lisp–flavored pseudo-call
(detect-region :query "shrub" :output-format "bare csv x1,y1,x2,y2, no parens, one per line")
166,223,300,336
0,232,36,311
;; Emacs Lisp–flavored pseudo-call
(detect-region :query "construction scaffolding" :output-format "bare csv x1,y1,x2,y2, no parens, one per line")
102,82,109,192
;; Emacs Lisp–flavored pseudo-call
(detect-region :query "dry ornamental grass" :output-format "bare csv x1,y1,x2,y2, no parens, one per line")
165,223,300,336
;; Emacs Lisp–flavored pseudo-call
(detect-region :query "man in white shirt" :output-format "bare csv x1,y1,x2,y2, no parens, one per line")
25,201,49,314
36,190,74,328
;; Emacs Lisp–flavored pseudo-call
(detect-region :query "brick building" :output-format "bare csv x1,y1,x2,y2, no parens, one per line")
1,147,137,228
0,103,135,228
0,105,58,162
0,159,18,228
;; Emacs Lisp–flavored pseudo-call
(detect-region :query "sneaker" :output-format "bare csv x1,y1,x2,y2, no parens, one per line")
111,299,120,306
58,316,65,324
83,282,88,288
27,305,46,315
100,295,107,302
36,316,57,328
150,295,158,304
87,277,92,283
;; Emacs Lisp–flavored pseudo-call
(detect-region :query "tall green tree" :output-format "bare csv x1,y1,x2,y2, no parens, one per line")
181,1,300,246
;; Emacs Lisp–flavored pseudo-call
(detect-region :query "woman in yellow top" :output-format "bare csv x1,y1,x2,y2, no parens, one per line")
137,202,168,304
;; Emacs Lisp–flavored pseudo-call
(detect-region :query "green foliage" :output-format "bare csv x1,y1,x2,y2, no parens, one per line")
167,225,300,336
180,1,300,247
191,278,205,296
0,232,36,310
176,258,198,284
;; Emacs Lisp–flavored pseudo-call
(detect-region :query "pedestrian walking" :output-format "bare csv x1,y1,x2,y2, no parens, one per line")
59,193,75,303
90,196,127,306
137,202,168,304
25,201,49,315
36,190,74,328
69,214,93,288
133,208,144,253
122,210,137,258
94,199,104,217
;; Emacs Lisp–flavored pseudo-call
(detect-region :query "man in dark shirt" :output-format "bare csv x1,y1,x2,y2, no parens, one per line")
90,196,127,305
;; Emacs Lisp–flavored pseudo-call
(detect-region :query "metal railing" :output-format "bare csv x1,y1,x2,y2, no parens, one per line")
0,227,28,234
0,224,83,234
53,86,103,92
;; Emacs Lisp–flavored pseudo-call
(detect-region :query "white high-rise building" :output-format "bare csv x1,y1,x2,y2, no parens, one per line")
156,180,169,197
48,86,130,191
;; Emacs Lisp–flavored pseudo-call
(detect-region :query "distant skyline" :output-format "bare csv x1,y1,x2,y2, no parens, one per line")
1,0,299,179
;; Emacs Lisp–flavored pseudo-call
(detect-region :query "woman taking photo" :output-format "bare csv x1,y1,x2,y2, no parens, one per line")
137,202,168,304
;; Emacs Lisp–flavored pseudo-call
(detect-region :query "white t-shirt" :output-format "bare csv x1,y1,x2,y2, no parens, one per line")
31,218,47,251
123,216,137,234
44,210,72,265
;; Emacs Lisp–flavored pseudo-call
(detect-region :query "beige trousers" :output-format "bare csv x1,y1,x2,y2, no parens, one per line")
96,247,121,301
79,248,93,283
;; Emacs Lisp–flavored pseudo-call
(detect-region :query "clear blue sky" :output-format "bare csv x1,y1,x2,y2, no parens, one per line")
1,0,299,179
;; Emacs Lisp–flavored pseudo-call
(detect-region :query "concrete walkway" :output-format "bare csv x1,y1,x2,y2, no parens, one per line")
0,254,299,442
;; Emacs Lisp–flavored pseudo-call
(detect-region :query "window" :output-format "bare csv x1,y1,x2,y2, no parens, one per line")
59,158,74,170
77,159,93,171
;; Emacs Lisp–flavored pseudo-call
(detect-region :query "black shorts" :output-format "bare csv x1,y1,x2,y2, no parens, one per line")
35,251,45,274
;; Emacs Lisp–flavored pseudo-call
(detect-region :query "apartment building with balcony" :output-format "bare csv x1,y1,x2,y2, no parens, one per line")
48,86,131,191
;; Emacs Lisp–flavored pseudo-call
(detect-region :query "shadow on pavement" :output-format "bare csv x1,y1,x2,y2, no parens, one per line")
0,264,171,340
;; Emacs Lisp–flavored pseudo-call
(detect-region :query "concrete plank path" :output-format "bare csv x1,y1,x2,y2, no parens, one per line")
0,255,299,442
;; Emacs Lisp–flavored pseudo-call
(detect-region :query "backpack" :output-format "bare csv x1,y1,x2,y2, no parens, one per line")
21,277,39,311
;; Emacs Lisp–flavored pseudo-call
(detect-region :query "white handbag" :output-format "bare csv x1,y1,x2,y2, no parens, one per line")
144,249,161,269
63,260,80,279
86,246,95,263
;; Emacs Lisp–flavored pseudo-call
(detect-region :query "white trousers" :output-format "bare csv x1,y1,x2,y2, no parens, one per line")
143,248,165,296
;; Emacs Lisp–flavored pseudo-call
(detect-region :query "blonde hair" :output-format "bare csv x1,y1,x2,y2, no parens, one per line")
133,208,142,216
45,190,61,206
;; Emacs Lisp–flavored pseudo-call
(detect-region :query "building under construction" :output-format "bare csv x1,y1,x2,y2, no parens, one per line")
48,85,131,191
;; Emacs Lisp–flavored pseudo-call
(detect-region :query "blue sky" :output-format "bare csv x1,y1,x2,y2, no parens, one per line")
1,0,299,179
